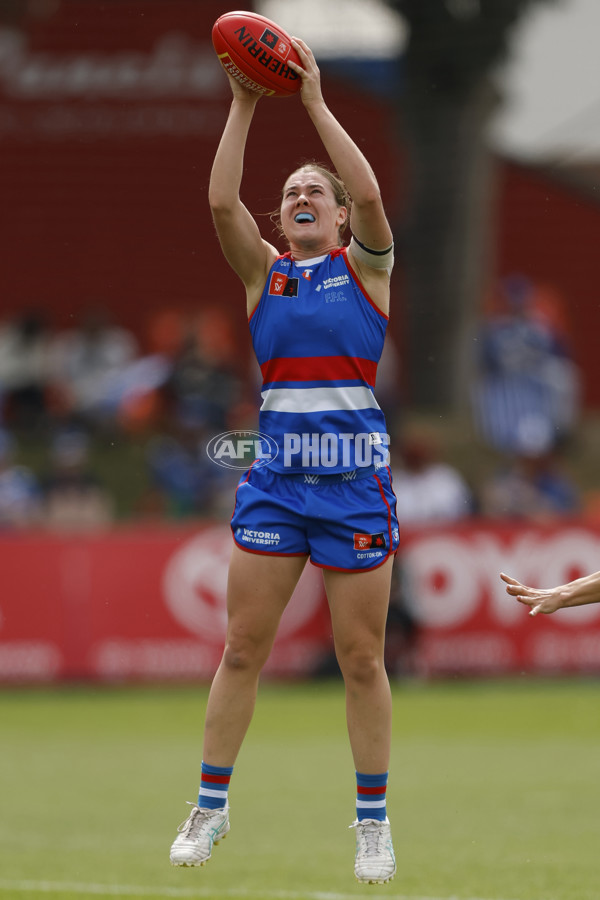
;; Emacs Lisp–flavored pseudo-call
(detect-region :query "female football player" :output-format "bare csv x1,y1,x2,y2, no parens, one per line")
170,37,398,885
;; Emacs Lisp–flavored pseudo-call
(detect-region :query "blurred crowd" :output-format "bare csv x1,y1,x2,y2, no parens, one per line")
0,272,594,533
0,304,248,531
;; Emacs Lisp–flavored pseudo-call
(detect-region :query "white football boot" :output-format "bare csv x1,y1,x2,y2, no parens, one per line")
350,817,396,884
170,803,230,867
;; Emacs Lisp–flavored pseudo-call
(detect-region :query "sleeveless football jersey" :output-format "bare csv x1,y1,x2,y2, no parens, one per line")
249,247,391,474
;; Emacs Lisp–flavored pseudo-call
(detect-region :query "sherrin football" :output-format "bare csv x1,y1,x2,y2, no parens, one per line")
212,10,302,97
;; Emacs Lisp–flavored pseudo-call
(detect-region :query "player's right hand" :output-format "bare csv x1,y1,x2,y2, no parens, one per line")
226,73,261,103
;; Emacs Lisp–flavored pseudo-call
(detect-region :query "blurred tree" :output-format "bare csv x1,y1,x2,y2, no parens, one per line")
386,0,557,413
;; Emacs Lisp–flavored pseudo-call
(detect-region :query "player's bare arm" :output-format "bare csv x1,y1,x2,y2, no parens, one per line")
208,76,278,311
288,38,393,310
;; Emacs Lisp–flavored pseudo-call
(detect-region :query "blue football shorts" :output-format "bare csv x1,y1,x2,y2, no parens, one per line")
230,463,400,572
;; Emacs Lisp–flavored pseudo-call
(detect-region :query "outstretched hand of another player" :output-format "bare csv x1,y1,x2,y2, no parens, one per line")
501,572,567,616
502,569,600,616
288,38,324,109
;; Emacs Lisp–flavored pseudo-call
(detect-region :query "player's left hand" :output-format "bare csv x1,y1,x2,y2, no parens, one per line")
288,38,324,108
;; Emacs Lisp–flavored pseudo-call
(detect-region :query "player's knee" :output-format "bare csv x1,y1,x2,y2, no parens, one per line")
222,635,270,673
337,644,384,685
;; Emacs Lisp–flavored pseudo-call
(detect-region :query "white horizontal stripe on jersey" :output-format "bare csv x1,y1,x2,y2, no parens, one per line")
260,385,381,414
356,798,387,808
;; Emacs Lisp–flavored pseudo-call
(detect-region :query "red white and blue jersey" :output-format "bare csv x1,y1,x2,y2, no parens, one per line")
249,247,390,474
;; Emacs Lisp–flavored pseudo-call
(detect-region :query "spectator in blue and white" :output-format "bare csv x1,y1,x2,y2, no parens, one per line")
471,274,581,456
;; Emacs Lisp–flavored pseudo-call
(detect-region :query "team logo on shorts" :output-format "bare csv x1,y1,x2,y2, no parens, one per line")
353,532,387,551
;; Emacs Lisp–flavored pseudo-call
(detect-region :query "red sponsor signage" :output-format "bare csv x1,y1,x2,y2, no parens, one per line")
398,520,600,675
1,520,600,682
0,525,332,682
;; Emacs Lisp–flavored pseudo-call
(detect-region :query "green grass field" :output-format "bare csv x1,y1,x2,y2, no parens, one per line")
1,678,598,900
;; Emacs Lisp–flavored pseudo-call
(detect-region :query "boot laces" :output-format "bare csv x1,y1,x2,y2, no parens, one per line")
177,803,216,838
351,819,387,857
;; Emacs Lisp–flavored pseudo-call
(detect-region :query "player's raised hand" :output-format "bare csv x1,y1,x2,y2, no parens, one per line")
288,38,324,108
225,72,261,104
500,573,564,616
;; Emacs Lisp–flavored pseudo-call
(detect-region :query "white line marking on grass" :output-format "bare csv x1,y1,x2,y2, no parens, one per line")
0,880,522,900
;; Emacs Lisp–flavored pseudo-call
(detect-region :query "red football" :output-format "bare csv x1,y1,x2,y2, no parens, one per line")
212,10,302,98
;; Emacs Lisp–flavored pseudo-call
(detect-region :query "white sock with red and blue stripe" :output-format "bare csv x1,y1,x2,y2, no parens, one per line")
198,761,233,809
356,770,388,821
